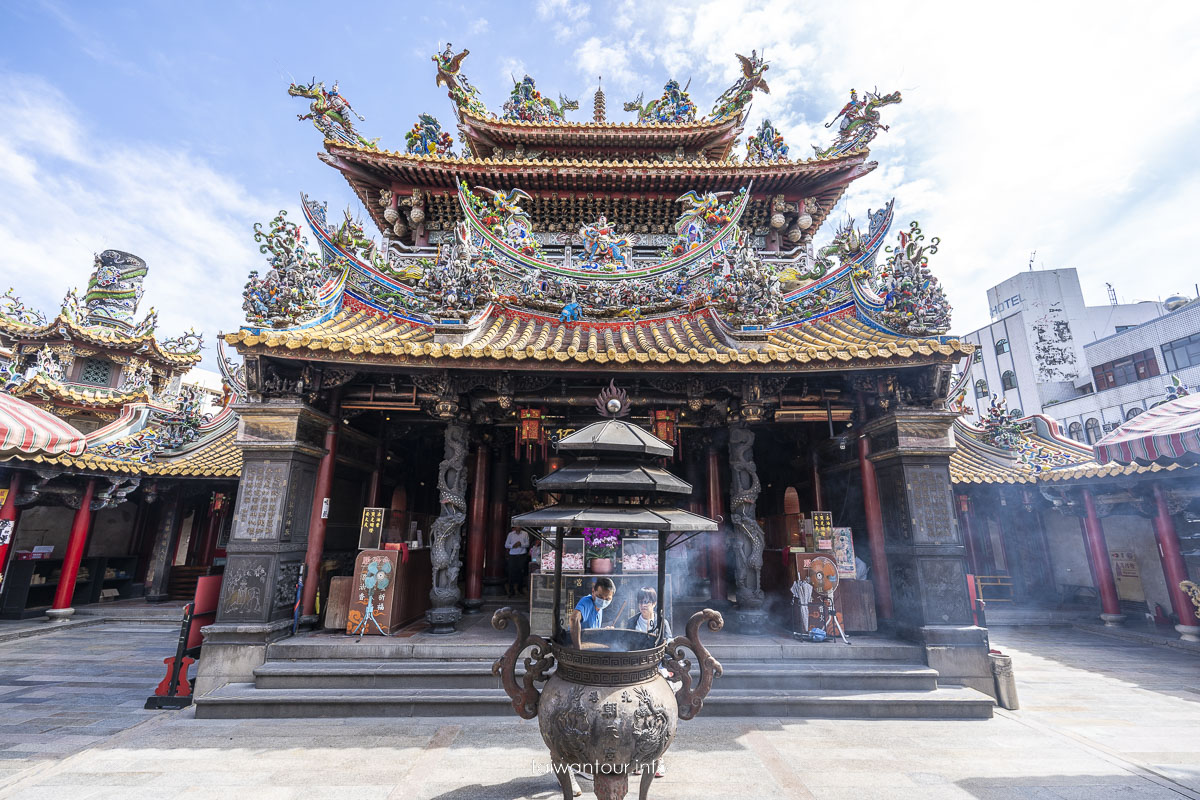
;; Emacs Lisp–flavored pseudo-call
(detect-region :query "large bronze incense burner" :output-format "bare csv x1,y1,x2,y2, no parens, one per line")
491,383,722,800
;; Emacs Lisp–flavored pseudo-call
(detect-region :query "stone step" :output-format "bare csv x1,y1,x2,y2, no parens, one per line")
194,683,992,720
253,659,939,692
265,637,925,663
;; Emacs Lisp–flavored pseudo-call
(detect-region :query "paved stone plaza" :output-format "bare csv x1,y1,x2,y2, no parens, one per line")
0,623,1195,799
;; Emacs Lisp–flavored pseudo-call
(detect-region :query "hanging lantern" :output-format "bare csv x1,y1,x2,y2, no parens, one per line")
651,408,678,446
517,408,546,461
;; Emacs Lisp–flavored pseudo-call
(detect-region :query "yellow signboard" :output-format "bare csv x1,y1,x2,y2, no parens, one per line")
1109,550,1145,603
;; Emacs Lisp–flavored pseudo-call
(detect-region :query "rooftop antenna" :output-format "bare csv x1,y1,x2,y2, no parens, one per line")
1106,282,1118,306
1028,250,1036,271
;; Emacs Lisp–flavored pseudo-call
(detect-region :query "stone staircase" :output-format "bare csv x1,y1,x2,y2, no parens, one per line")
194,634,994,720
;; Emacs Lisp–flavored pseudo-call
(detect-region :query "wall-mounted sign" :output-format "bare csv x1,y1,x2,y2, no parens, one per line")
358,507,386,550
1109,550,1145,603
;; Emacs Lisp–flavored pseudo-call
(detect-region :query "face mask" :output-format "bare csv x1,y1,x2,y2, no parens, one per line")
594,596,611,609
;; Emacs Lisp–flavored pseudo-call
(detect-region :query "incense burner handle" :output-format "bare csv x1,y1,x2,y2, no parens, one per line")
664,608,724,720
491,607,555,719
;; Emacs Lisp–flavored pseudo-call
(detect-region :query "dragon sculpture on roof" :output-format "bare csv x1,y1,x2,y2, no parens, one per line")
814,88,902,158
746,118,789,162
288,79,379,149
877,221,951,335
709,51,770,122
501,75,578,123
624,79,697,124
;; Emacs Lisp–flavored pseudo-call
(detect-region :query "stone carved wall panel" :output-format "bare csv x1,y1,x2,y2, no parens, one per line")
917,557,973,626
219,555,273,622
907,466,958,545
231,461,290,541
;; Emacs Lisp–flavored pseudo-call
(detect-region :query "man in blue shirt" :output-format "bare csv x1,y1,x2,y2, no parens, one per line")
574,577,615,629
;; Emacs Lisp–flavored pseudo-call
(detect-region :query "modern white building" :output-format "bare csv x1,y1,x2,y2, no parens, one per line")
956,268,1200,443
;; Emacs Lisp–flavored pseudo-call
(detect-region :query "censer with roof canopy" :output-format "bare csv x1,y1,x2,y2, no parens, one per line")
492,382,723,800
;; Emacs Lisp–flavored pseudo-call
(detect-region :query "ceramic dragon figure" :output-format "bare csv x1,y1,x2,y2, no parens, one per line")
814,88,902,158
405,113,455,156
878,221,951,335
84,250,148,326
624,79,697,124
709,51,770,122
242,210,339,328
288,79,379,149
433,44,489,117
501,75,577,123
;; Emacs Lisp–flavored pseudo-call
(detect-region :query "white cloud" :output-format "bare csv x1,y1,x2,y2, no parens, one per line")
0,74,282,370
468,17,489,35
594,1,1200,334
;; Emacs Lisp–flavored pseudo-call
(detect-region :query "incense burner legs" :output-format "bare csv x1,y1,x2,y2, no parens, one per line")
491,607,724,800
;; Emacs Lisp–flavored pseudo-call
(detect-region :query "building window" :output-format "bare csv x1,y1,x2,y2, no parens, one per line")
1085,418,1102,444
1126,407,1143,420
1010,408,1022,417
1115,325,1136,334
1091,349,1160,391
974,379,989,399
973,349,982,364
995,339,1010,355
1001,370,1017,390
76,357,114,387
1068,422,1084,441
1162,332,1200,372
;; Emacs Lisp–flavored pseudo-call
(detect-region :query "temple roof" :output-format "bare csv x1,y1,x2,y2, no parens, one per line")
323,140,873,238
0,312,201,368
947,413,1188,485
10,426,241,478
455,108,746,161
227,303,969,372
8,372,153,410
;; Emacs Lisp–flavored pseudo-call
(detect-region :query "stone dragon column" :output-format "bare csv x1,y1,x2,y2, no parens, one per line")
426,420,469,633
727,421,768,634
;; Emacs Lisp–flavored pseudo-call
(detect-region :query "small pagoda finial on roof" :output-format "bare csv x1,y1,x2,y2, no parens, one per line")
593,76,605,123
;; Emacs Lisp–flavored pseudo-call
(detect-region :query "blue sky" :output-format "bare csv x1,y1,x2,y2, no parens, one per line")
2,1,1199,369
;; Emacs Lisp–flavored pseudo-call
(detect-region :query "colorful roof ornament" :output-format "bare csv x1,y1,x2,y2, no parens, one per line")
84,250,147,327
0,289,45,326
405,114,455,156
433,44,489,118
746,118,789,162
160,328,204,357
876,221,951,335
287,78,379,149
980,394,1023,449
242,210,343,329
814,88,901,158
1153,375,1191,407
709,51,770,122
501,75,577,123
577,216,632,271
623,80,697,124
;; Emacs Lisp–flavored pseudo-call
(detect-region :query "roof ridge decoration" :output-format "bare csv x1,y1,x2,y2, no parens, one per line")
405,113,456,157
86,385,212,464
709,51,770,122
0,288,46,327
242,209,345,329
288,78,379,150
502,74,578,123
84,249,147,328
854,220,951,336
623,79,697,124
746,118,789,163
814,88,901,159
433,44,489,118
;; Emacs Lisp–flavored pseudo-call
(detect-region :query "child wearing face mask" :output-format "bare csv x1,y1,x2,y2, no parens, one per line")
574,577,615,629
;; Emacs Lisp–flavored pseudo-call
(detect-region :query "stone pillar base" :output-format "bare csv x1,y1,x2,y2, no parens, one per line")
45,607,75,621
426,607,462,634
482,578,506,597
193,619,293,700
729,608,770,636
462,599,484,614
1100,613,1127,627
920,625,995,699
144,593,169,604
1175,624,1200,642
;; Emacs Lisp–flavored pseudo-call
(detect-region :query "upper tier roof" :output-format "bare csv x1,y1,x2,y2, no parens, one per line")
455,108,745,161
322,140,874,239
0,312,202,368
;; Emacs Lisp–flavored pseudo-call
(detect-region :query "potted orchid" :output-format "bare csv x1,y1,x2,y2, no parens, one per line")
582,527,620,574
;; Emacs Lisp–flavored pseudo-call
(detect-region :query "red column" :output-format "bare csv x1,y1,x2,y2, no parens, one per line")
705,444,727,604
484,448,509,593
1080,487,1124,624
0,472,23,595
858,433,893,619
463,443,490,612
49,478,96,617
301,411,340,618
956,495,981,576
1151,484,1200,638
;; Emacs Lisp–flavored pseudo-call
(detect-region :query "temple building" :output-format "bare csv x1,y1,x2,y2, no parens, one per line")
0,254,239,618
189,48,1003,714
949,384,1200,641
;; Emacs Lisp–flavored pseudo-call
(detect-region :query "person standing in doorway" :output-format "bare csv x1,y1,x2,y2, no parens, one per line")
504,526,530,596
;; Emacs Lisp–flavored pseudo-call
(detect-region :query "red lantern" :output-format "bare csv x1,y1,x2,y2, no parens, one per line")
651,409,678,446
517,408,547,461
